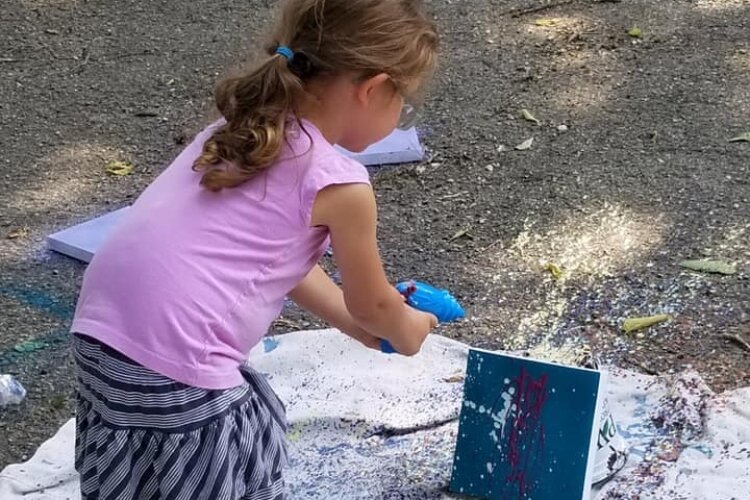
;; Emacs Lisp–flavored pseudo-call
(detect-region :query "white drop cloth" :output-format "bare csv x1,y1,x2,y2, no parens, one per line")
1,329,748,499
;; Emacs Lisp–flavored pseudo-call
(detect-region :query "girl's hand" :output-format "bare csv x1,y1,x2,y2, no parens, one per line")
421,310,439,329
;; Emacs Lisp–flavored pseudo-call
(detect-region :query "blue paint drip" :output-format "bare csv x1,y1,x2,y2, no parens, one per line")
0,327,70,369
0,286,74,319
263,337,280,353
0,286,74,366
690,444,713,458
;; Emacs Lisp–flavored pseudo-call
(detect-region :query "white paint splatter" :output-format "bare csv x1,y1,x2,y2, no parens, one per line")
490,388,516,439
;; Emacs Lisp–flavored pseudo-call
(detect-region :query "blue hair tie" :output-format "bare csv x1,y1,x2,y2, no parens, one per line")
275,46,294,61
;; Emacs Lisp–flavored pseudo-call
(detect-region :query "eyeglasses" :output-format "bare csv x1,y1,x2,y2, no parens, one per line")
386,76,420,130
397,103,419,131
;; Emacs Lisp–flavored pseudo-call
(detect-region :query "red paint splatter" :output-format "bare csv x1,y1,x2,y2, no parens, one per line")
506,368,548,498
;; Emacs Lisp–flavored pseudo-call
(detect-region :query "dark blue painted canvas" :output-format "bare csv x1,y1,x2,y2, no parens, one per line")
450,349,602,500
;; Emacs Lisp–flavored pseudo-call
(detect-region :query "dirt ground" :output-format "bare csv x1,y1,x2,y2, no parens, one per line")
0,0,748,469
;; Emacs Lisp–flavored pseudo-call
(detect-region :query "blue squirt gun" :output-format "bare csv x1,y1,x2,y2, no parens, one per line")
380,280,465,354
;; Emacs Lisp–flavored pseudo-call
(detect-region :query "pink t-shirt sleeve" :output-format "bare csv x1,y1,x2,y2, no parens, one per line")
300,152,371,225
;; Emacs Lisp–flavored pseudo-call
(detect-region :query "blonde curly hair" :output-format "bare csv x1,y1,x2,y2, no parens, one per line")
193,0,438,191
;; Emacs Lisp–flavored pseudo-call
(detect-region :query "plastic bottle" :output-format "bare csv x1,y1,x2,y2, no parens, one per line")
0,374,27,408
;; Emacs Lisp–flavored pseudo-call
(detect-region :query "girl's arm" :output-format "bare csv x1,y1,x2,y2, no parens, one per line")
311,183,436,356
288,264,381,350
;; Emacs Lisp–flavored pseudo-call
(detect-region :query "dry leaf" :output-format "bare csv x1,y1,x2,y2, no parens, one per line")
515,137,534,150
105,161,134,176
449,227,472,242
534,18,558,27
680,259,737,275
7,227,29,239
442,372,465,383
521,109,541,125
545,262,564,280
728,132,750,143
628,27,643,38
623,314,671,333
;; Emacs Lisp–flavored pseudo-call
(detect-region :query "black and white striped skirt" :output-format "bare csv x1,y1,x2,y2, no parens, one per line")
72,333,287,500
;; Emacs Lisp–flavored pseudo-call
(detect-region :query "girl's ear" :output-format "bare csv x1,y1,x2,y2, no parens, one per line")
355,73,392,107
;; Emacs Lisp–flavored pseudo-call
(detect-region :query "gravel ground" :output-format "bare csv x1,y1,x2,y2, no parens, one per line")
1,0,748,469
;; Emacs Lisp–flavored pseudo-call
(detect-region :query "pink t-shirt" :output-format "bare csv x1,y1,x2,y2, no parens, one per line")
71,119,370,389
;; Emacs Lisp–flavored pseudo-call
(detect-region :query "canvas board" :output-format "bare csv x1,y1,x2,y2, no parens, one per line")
450,348,604,500
47,207,130,263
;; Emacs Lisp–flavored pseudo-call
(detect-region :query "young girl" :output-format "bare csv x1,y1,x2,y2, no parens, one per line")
70,0,438,498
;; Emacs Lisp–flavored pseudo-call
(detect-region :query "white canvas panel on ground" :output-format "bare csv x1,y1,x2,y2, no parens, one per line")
335,126,424,165
2,329,749,499
46,128,424,263
46,207,130,263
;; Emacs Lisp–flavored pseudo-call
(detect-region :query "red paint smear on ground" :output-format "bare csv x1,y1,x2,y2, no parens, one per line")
506,368,548,498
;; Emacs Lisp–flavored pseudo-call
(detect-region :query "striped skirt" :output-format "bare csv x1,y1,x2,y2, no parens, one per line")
72,334,287,500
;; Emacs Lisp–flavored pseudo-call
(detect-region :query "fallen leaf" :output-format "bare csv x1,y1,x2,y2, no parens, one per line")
515,137,534,150
521,109,541,125
442,372,465,383
534,18,558,27
623,314,671,333
13,340,48,353
728,132,750,143
680,259,737,275
287,427,303,443
105,161,134,176
7,227,28,239
545,262,564,280
449,227,472,242
628,27,643,38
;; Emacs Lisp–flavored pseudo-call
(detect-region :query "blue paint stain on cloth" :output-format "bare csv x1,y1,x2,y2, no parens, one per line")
263,337,280,353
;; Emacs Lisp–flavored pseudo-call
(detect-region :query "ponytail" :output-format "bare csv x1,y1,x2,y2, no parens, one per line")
194,0,438,192
193,52,304,191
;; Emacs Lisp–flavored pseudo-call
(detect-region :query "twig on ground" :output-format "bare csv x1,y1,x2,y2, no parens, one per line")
273,318,301,330
500,0,576,18
68,48,91,74
720,334,750,353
